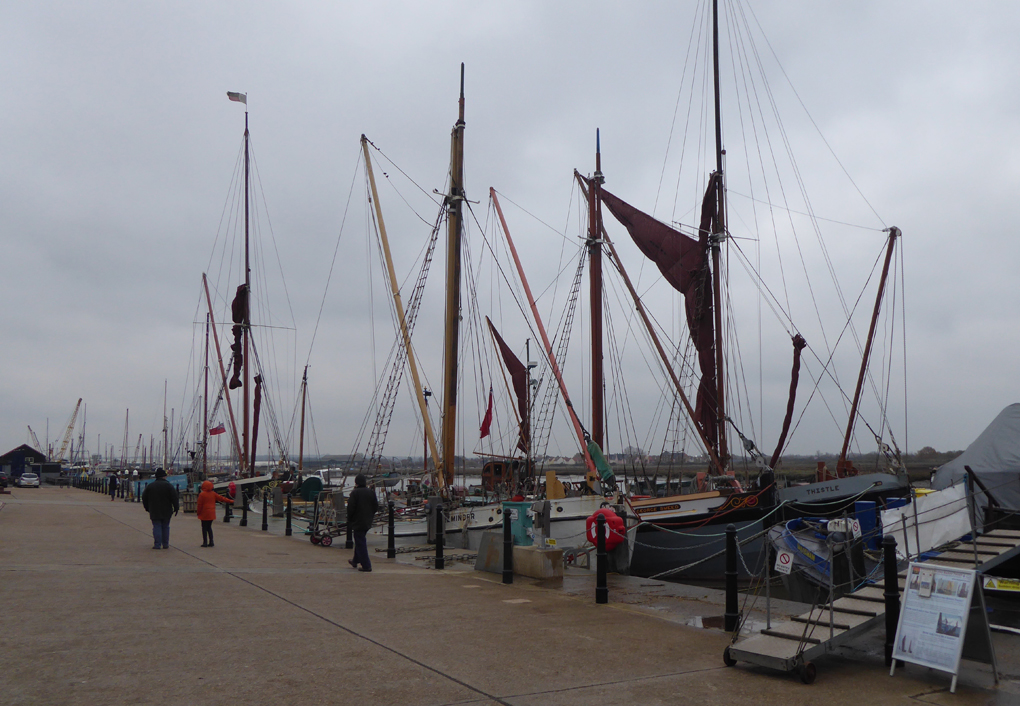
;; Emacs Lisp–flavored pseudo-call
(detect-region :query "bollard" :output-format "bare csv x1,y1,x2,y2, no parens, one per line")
596,513,608,604
883,535,903,668
285,495,292,536
261,492,268,531
502,506,514,585
435,506,445,570
345,513,353,549
224,497,232,523
387,501,396,559
240,491,248,527
724,524,739,632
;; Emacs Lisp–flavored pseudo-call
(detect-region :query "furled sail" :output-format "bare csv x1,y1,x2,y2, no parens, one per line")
599,183,719,448
486,317,530,453
228,284,247,390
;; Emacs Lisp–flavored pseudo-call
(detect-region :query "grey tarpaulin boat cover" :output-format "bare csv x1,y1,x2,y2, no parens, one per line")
932,403,1020,511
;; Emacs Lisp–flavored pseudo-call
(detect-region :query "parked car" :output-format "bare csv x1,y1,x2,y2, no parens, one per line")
16,472,40,488
0,471,9,487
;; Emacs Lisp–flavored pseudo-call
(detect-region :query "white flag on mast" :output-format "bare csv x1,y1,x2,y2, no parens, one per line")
226,91,247,104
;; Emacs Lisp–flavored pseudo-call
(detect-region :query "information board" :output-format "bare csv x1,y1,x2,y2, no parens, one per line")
891,563,997,692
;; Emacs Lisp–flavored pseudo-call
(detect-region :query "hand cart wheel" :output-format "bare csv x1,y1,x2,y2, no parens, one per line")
798,662,816,685
320,535,333,547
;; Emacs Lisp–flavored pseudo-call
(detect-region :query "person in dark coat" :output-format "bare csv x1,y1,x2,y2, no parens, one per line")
108,474,118,501
142,469,180,549
346,474,379,572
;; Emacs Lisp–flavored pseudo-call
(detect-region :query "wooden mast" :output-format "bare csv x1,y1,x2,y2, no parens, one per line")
360,136,443,480
440,64,467,489
490,188,596,474
710,0,729,472
573,174,727,475
837,227,900,472
242,107,251,476
589,130,605,449
297,365,307,471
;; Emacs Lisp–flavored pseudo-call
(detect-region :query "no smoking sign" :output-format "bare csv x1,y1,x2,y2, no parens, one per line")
775,549,794,575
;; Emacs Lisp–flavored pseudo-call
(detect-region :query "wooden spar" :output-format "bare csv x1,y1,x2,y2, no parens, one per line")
573,172,726,475
297,365,307,471
202,273,244,465
360,136,444,482
489,188,596,474
838,227,900,470
242,110,251,476
203,313,209,474
589,131,605,448
710,0,729,471
440,64,467,489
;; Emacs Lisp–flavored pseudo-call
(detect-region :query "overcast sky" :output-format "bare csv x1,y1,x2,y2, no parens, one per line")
3,1,1018,466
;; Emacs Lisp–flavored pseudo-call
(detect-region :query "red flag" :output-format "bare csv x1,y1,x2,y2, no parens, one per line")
479,387,493,439
209,423,226,436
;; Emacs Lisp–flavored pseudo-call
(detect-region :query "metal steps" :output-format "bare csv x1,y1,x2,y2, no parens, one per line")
724,527,1020,683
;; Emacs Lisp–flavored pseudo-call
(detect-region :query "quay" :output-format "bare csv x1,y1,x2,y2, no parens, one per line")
2,487,1017,705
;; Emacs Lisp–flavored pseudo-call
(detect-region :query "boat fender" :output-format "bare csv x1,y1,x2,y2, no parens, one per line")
586,508,625,551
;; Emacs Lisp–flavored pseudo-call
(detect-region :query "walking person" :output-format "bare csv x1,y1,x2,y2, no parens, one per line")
196,480,232,547
346,474,379,572
142,469,179,550
108,474,118,501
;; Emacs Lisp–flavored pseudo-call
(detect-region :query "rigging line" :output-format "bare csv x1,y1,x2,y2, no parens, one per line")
728,190,885,232
655,0,704,215
899,241,909,455
363,136,443,209
730,0,846,355
247,140,296,330
306,150,362,365
742,0,886,228
205,141,245,278
670,0,712,223
491,189,577,246
735,0,864,335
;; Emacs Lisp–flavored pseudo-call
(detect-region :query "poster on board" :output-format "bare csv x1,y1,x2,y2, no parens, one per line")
892,563,976,674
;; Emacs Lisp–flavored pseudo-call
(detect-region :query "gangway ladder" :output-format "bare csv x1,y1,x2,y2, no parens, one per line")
724,524,1020,684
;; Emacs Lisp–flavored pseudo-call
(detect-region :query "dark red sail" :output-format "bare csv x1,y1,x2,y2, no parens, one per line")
486,317,530,453
599,183,718,448
249,374,262,476
770,334,806,470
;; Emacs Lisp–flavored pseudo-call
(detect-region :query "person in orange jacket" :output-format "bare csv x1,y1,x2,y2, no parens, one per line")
197,480,232,548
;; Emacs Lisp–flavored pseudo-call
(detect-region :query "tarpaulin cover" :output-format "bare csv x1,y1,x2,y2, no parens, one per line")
932,403,1020,512
881,484,970,560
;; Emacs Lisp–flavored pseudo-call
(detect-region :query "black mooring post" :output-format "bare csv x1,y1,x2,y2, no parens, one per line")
261,492,268,531
883,534,903,668
285,495,292,536
224,496,232,523
240,491,248,527
596,513,608,604
435,506,445,570
387,501,396,559
345,510,353,549
724,523,739,632
502,506,514,585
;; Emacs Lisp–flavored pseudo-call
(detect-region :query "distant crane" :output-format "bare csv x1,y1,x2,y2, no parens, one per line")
27,426,42,452
131,434,143,468
52,398,82,463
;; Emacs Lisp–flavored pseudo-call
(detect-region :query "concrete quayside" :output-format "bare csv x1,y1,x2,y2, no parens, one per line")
2,485,1018,705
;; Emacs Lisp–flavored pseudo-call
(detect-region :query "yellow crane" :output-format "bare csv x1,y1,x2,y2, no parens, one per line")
52,399,82,463
27,426,42,452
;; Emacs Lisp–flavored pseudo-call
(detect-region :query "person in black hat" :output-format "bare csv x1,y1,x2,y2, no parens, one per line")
142,469,180,550
346,474,378,572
